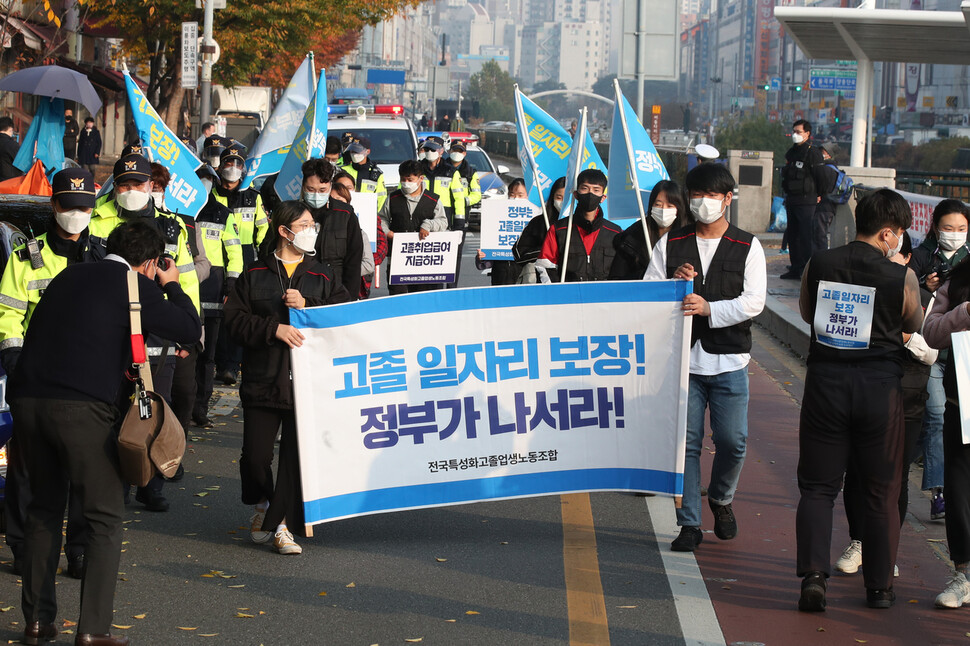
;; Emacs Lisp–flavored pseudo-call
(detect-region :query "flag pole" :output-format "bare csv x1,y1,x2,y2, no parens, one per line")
559,107,587,284
615,79,652,261
514,86,549,230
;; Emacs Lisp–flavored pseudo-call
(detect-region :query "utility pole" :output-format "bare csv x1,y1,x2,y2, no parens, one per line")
199,0,215,125
635,0,648,122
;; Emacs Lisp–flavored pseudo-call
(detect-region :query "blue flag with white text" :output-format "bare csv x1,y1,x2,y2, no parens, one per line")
275,70,328,202
124,72,207,217
607,84,669,222
241,53,316,189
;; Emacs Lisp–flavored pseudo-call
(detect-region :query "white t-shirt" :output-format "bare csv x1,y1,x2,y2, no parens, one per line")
644,231,767,376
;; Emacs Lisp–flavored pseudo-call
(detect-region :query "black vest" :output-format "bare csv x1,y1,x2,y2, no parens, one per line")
553,214,621,282
388,190,439,233
804,240,907,369
665,223,755,354
312,200,356,282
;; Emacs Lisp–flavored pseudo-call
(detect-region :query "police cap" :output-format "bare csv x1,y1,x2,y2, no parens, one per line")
113,154,152,184
122,141,146,157
51,168,96,209
220,144,246,165
422,136,444,152
346,136,371,154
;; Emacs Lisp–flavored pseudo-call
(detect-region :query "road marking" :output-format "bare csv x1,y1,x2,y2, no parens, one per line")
646,496,726,646
561,493,610,646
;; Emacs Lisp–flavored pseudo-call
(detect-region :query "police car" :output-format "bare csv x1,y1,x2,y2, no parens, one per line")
463,144,510,228
327,104,418,190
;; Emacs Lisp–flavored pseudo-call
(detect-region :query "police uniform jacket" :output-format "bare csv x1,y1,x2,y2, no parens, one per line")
420,159,466,221
196,195,243,316
211,182,269,265
223,256,350,409
341,160,388,212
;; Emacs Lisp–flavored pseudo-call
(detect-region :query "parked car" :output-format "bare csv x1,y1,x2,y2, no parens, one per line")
328,104,418,189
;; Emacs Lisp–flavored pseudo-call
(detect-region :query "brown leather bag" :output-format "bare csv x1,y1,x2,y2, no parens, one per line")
116,271,186,486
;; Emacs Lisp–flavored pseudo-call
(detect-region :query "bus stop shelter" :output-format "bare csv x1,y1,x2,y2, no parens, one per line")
774,2,970,167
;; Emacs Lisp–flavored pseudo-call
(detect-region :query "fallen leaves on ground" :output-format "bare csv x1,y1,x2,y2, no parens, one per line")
177,626,197,631
435,558,447,562
111,624,133,630
346,582,356,588
464,610,480,615
235,612,255,619
132,614,146,619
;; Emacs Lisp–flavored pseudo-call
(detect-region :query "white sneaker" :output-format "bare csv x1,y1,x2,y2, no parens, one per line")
936,572,970,608
249,511,272,544
835,539,863,574
274,528,302,555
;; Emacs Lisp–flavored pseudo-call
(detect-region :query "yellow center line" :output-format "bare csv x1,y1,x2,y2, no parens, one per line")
561,493,610,646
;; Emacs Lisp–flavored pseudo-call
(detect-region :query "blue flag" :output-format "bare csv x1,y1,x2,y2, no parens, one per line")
275,70,328,202
14,97,65,174
514,89,607,215
607,80,669,223
241,53,316,190
124,72,208,217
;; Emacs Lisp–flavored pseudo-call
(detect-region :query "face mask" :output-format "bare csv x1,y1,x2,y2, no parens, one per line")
424,150,440,162
651,206,678,228
402,180,421,194
690,197,725,224
574,192,601,214
792,132,805,144
303,191,329,209
85,126,93,131
350,153,366,165
884,229,903,259
450,152,465,164
208,156,222,168
938,231,967,252
220,166,243,183
116,188,151,212
286,227,317,255
151,191,165,208
417,150,426,161
553,198,563,212
55,208,91,235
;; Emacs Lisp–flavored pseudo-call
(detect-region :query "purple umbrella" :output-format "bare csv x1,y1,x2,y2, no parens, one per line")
0,64,102,114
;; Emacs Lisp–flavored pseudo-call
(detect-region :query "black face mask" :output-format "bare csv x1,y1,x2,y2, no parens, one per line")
575,192,601,214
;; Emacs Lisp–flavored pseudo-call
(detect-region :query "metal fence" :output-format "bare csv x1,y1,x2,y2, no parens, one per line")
895,170,970,202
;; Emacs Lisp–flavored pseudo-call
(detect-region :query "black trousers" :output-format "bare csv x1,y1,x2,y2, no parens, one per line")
785,201,817,276
239,406,305,536
814,203,836,253
5,431,88,560
214,328,242,376
943,399,970,565
844,361,930,540
171,345,199,431
14,397,123,634
796,362,905,590
194,316,221,421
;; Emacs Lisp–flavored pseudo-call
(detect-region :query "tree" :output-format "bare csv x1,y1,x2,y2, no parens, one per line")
83,0,420,127
715,115,789,162
467,60,514,122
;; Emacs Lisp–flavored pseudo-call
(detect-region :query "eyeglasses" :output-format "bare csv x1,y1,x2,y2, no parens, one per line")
289,222,320,234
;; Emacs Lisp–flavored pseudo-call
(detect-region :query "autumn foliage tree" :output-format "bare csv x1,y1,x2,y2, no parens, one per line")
84,0,421,126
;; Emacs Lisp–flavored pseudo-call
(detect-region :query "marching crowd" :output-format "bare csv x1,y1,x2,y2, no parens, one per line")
3,113,970,644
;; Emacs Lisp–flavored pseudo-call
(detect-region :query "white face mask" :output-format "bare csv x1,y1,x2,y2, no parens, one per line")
553,198,563,212
220,166,243,183
151,191,165,209
402,180,421,194
116,188,151,212
416,150,426,161
303,191,329,209
450,152,465,164
424,150,440,162
690,197,725,224
55,208,91,235
938,231,968,252
207,156,221,168
791,132,805,144
650,206,678,228
287,226,317,255
350,153,366,165
884,229,903,259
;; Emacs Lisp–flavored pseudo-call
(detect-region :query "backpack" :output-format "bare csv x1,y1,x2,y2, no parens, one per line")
825,163,854,204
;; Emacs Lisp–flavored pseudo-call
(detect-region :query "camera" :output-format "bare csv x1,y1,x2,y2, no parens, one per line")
924,260,953,286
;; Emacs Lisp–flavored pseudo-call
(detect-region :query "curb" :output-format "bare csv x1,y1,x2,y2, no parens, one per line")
755,294,810,358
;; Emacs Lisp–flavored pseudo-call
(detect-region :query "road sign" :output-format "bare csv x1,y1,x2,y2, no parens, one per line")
770,76,782,92
809,68,857,91
650,104,661,144
180,22,198,89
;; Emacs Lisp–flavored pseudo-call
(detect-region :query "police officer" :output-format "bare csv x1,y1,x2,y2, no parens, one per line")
449,141,482,215
420,136,466,286
0,169,104,579
795,188,923,612
299,157,363,298
194,147,244,425
339,136,387,214
198,135,230,192
90,153,202,511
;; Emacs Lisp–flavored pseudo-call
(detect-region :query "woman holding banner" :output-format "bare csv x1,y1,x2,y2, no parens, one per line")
609,180,689,280
477,178,529,285
512,177,566,283
224,201,351,555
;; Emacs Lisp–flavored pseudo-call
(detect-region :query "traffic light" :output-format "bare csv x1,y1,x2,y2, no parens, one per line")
795,85,802,92
834,107,840,123
763,83,770,91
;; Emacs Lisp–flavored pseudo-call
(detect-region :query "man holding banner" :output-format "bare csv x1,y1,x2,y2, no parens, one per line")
645,162,766,552
385,160,449,295
537,169,622,282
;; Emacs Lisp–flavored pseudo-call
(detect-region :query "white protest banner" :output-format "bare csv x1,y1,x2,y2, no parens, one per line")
289,280,692,526
480,198,541,260
389,231,463,285
351,192,378,253
813,280,876,349
952,331,970,444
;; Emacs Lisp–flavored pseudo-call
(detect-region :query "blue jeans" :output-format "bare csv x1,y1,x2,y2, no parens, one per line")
920,359,945,490
678,367,750,527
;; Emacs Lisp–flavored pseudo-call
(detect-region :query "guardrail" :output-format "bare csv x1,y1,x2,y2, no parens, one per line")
895,172,970,202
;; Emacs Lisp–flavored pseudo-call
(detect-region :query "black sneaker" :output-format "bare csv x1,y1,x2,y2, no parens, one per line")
216,369,237,386
710,502,738,540
780,270,801,280
66,553,84,579
135,490,170,512
799,571,827,612
866,587,895,609
671,526,703,552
